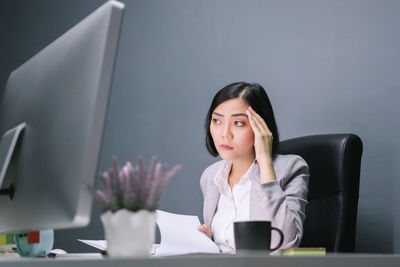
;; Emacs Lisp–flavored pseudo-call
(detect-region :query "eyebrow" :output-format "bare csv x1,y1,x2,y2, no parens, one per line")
213,112,248,117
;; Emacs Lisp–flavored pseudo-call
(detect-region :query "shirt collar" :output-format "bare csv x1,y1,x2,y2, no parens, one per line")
248,160,260,184
243,160,259,184
213,159,260,190
213,160,232,192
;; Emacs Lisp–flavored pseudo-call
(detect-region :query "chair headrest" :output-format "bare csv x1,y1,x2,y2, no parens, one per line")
277,134,363,201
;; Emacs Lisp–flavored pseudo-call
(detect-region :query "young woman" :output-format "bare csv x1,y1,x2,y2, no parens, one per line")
197,82,309,253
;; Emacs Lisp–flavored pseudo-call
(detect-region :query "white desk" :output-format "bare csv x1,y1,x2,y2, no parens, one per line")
1,252,400,267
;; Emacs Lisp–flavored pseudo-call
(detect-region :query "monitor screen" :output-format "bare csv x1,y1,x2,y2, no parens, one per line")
0,1,124,233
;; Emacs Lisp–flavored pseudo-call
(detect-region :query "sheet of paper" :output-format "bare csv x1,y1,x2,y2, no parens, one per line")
78,239,107,251
155,210,220,256
78,210,220,256
77,239,159,255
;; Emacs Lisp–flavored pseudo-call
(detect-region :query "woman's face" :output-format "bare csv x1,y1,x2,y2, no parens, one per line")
210,98,255,161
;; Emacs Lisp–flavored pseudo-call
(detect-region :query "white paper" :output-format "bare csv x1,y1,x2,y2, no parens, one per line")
77,239,159,255
155,210,220,256
78,210,220,257
78,239,107,251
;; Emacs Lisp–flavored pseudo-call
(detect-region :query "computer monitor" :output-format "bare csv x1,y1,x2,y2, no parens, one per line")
0,1,124,233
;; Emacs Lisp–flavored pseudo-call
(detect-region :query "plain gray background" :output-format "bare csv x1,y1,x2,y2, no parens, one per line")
1,0,399,253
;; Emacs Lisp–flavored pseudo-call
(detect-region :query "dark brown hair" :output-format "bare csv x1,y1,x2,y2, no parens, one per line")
205,82,279,157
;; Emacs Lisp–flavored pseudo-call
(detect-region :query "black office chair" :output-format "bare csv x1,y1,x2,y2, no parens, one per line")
277,134,363,252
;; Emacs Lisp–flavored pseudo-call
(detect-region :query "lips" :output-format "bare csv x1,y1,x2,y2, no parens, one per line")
220,144,233,150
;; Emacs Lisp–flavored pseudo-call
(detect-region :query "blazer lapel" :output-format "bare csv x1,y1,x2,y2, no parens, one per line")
203,183,220,226
249,161,266,220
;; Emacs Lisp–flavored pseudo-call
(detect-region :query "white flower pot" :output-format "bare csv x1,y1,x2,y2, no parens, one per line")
100,209,156,257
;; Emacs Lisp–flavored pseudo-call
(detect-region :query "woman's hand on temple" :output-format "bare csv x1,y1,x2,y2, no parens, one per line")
197,224,213,239
246,106,273,162
246,106,277,183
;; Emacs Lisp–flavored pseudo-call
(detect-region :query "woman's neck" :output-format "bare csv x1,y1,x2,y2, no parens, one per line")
228,156,255,188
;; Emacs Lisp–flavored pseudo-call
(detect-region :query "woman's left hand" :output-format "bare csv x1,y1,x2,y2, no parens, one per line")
246,106,273,164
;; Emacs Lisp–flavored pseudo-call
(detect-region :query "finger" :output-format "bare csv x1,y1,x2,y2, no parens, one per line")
246,110,261,134
247,107,271,133
253,115,271,134
247,109,266,134
247,107,267,130
199,224,209,230
198,225,211,238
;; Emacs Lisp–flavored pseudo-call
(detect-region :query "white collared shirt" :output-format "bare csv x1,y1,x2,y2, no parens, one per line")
211,160,257,253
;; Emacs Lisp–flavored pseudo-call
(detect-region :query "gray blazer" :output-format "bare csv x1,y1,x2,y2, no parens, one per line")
200,154,309,249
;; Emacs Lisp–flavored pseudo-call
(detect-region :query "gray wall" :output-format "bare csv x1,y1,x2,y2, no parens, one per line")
1,0,399,253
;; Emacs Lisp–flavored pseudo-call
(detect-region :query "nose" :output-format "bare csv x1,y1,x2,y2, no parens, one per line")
222,124,233,140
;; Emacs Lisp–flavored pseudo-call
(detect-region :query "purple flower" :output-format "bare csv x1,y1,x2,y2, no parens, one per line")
88,156,182,212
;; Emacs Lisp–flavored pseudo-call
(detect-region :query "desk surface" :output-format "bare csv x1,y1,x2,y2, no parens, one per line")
1,252,400,267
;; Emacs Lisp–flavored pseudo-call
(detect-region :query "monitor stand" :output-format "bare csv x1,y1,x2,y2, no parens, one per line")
0,122,26,199
0,123,53,258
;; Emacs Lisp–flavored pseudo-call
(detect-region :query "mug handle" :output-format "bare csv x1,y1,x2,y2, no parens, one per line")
269,227,284,251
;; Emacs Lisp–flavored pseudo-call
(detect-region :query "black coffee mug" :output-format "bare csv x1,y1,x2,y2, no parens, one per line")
233,221,284,251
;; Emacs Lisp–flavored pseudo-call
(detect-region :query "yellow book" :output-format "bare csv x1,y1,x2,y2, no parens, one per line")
0,234,14,245
277,247,326,256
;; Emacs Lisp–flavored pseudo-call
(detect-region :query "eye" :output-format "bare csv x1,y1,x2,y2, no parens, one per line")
212,118,220,124
235,121,244,126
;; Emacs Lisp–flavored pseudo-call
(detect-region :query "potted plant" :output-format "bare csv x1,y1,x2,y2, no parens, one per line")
88,156,182,257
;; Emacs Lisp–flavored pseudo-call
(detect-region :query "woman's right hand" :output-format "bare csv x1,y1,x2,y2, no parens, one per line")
197,224,213,239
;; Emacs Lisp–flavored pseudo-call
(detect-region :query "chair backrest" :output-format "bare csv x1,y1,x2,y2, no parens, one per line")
277,134,363,252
